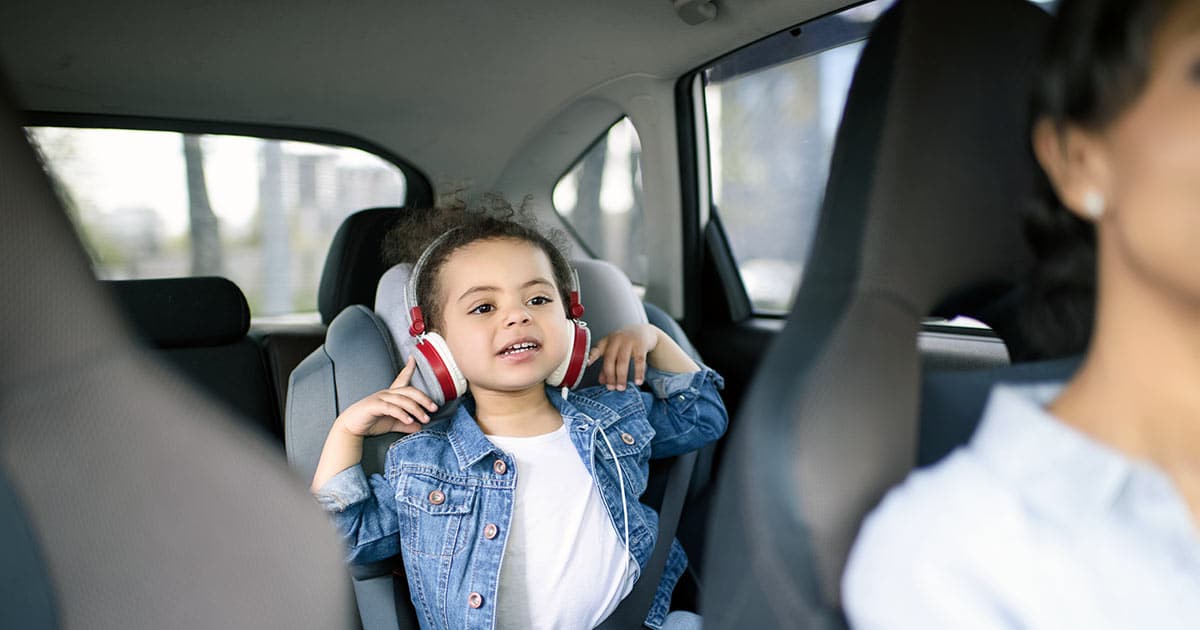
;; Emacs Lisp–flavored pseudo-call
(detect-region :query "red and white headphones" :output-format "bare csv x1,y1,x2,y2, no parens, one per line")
402,230,592,405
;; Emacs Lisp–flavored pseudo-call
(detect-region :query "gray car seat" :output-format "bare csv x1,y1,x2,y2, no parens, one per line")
701,0,1051,627
288,254,671,629
0,78,354,627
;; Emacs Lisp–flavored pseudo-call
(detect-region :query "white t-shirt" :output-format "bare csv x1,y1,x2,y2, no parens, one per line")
486,423,637,630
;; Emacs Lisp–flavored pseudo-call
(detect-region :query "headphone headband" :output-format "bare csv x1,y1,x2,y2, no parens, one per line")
406,228,462,336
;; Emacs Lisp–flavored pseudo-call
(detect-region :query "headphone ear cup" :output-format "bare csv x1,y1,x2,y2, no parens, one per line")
547,320,591,389
405,332,468,405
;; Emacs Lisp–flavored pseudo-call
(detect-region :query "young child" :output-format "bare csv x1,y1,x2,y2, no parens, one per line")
311,203,728,630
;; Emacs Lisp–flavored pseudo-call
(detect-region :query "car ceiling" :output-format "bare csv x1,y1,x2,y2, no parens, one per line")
0,0,850,189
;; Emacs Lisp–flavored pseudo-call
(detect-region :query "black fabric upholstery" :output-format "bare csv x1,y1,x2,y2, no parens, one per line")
106,277,250,347
163,342,282,441
105,278,282,442
251,324,327,430
918,356,1082,467
0,76,354,627
702,1,1051,627
0,470,57,630
317,207,406,324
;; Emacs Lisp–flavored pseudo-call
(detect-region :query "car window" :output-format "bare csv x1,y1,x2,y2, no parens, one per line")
552,117,646,287
701,0,893,314
27,127,406,321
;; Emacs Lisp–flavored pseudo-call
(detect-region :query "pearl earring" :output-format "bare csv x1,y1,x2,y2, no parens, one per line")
1083,190,1105,220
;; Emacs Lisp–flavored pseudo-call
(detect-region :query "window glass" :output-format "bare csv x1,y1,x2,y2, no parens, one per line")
27,127,406,319
552,118,646,286
703,0,892,314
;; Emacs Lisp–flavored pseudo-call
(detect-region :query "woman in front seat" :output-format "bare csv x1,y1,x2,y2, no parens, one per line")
844,0,1200,627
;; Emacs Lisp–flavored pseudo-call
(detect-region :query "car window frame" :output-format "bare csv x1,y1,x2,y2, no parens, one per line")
674,1,900,325
22,111,434,208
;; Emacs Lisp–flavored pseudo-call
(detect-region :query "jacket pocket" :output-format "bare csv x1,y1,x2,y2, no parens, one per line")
596,417,654,496
396,473,477,558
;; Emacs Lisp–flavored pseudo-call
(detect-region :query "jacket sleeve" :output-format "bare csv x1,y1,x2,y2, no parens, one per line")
640,366,728,459
313,464,402,566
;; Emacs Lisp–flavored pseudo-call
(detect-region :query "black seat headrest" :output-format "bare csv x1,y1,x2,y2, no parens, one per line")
317,207,405,324
106,277,250,348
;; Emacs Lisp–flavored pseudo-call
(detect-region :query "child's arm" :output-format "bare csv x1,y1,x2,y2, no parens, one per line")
310,358,438,565
311,357,436,492
589,324,728,458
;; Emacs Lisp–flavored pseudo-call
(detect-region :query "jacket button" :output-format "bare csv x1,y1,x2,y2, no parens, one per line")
428,490,445,505
483,523,499,540
620,432,635,445
493,459,508,475
468,592,484,609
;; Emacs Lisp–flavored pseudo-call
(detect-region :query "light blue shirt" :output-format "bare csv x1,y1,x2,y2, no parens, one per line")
843,382,1200,629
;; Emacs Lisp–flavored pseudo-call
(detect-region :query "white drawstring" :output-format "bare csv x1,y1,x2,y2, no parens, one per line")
598,427,631,562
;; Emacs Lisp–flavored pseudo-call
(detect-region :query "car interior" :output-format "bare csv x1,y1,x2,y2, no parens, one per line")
0,0,1076,628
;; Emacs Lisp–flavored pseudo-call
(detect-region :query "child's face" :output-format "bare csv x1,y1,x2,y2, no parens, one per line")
435,238,571,394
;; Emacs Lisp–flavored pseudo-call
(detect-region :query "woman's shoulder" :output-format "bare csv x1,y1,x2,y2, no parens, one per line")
842,448,1035,618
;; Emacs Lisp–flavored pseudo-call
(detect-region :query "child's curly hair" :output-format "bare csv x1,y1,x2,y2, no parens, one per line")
381,193,575,332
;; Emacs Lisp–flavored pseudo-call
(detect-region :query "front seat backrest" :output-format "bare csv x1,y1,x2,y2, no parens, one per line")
0,78,354,627
702,0,1050,627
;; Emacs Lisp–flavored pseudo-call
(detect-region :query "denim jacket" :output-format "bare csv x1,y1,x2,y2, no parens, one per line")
317,367,727,630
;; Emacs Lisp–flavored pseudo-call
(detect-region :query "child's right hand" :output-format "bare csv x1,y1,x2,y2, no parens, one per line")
335,357,439,437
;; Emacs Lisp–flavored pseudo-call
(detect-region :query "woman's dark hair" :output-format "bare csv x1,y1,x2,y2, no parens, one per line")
1020,0,1177,360
381,194,574,332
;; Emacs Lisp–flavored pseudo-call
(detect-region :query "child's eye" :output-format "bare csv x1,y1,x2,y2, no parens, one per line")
528,295,553,306
469,303,495,315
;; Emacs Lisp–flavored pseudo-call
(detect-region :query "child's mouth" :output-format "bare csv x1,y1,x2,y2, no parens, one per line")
498,341,540,357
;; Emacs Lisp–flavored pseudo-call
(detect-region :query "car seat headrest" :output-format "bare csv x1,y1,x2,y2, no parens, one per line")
106,277,251,348
317,206,405,325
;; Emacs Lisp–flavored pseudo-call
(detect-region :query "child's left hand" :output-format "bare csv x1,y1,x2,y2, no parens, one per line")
588,323,660,391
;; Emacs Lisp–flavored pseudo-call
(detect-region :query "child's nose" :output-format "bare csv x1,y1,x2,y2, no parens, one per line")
503,306,532,327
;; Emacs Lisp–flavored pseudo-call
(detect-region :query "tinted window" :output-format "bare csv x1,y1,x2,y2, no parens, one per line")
702,1,893,313
552,118,646,286
28,127,406,319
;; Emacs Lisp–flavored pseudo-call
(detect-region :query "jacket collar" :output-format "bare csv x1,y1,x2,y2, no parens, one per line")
446,386,623,470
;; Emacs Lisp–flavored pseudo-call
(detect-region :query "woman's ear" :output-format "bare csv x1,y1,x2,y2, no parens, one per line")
1033,117,1113,222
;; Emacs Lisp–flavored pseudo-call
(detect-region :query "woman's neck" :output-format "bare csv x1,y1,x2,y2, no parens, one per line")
470,384,562,437
1051,254,1200,519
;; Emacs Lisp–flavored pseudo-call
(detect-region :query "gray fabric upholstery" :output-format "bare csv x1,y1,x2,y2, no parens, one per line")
702,1,1050,626
0,469,57,629
0,78,353,627
287,305,412,485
